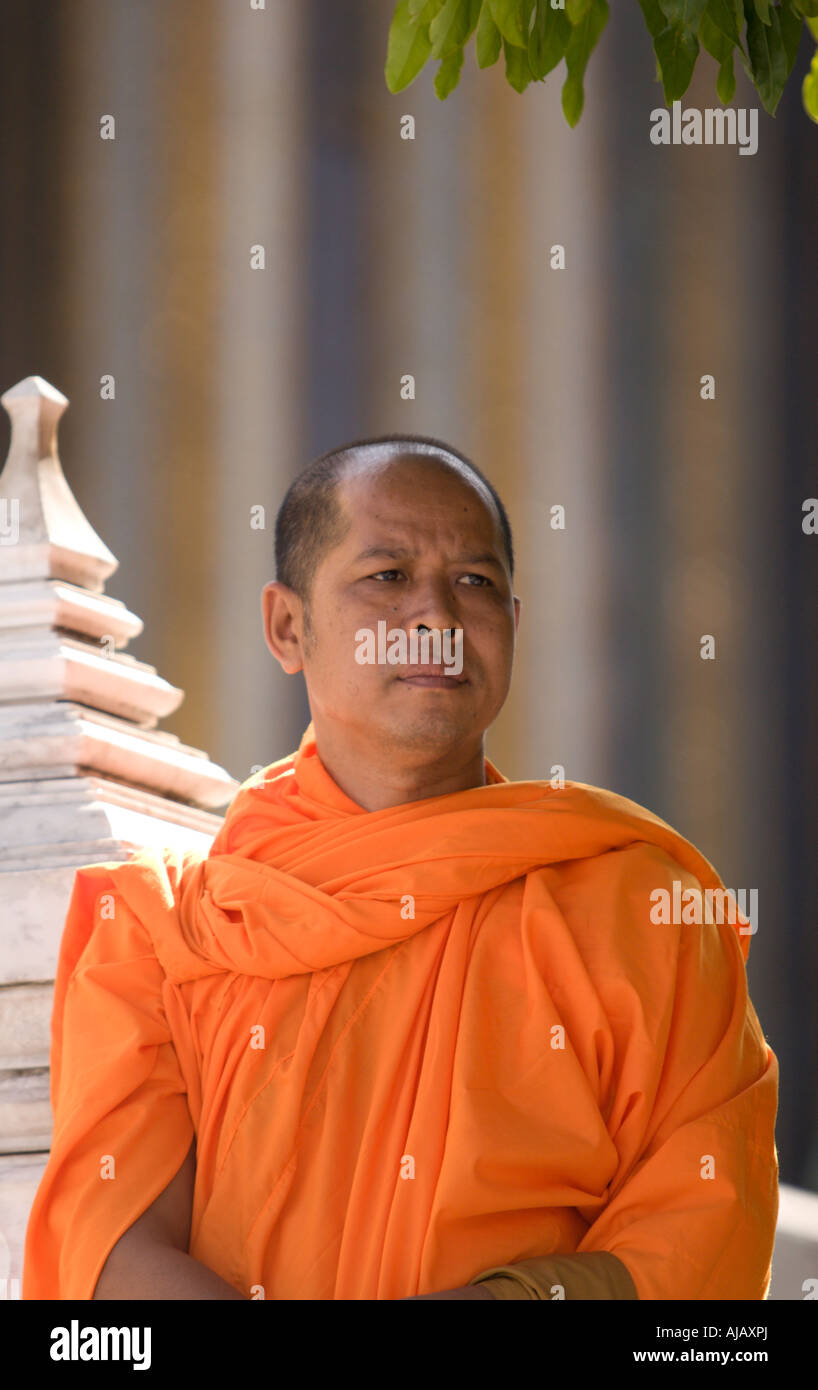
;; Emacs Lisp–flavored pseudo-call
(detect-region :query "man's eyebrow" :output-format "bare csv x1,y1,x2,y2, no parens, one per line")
352,546,505,571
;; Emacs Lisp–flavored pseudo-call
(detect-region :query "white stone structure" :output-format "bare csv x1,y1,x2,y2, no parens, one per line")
0,375,238,1293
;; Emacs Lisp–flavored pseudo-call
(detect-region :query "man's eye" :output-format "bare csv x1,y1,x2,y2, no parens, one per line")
366,571,492,585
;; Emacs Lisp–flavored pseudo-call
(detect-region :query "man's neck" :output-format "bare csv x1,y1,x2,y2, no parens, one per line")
313,735,487,813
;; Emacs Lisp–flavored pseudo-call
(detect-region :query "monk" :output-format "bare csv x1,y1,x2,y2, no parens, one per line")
22,436,779,1301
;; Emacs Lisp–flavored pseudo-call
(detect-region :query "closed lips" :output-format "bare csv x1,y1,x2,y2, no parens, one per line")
399,669,466,681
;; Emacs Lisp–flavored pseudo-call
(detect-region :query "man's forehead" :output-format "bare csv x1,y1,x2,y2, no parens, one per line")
339,455,496,524
338,492,501,555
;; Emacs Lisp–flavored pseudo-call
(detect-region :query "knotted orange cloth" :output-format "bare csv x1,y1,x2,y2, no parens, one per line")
23,721,778,1300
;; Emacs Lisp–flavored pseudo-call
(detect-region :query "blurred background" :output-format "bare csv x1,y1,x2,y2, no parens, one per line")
0,0,815,1252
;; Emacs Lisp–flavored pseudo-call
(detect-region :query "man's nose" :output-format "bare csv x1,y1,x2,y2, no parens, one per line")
404,578,461,635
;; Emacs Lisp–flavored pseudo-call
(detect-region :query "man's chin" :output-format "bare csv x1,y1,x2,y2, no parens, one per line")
375,703,482,753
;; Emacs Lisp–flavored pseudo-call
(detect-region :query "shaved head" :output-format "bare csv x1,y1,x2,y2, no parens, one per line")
274,435,514,627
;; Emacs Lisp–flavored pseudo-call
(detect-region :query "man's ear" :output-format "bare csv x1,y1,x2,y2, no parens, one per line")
261,581,305,675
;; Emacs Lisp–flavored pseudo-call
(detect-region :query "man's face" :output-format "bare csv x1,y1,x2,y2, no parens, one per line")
264,456,520,766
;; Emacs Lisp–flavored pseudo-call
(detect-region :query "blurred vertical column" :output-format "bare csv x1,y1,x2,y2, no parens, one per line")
363,1,474,435
651,58,785,1070
595,8,672,808
210,0,309,772
779,69,818,1188
513,50,613,786
460,59,535,780
135,2,224,766
657,57,774,895
50,0,178,730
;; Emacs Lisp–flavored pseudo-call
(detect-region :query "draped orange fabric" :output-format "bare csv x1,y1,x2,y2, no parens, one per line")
23,721,778,1300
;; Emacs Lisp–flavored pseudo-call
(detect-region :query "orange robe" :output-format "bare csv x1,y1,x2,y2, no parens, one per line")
23,722,778,1300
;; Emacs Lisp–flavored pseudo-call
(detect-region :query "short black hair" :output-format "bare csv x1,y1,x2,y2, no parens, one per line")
274,434,515,615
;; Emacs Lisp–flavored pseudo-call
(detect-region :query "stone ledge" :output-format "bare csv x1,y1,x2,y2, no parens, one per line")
0,773,226,865
0,984,52,1072
0,701,239,809
0,1069,51,1153
0,579,143,646
0,629,183,725
0,1151,48,1286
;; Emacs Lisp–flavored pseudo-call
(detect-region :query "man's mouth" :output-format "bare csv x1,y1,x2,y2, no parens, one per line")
397,668,468,687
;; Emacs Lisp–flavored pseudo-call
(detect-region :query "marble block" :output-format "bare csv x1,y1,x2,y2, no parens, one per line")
0,984,51,1072
0,1152,47,1292
0,795,221,986
0,578,143,646
0,627,183,726
0,774,225,864
0,1071,50,1154
0,700,239,808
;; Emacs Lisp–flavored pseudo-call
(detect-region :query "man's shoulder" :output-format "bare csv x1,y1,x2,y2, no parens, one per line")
63,845,209,982
68,844,198,920
525,778,721,889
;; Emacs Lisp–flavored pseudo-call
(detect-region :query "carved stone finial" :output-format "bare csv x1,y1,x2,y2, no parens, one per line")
0,376,117,592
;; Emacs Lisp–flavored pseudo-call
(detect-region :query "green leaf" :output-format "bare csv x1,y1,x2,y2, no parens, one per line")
717,50,736,98
387,0,812,121
503,34,534,88
639,0,667,38
528,0,572,78
522,0,535,43
803,47,818,119
699,7,733,60
736,40,754,76
490,0,528,45
655,23,700,99
385,0,436,91
561,71,584,122
706,0,743,45
429,0,473,56
779,3,805,73
476,1,503,64
745,3,790,112
435,45,466,94
658,0,708,24
561,0,609,125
